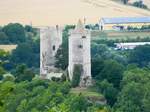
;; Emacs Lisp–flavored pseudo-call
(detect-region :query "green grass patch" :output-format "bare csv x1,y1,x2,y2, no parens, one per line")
70,87,103,98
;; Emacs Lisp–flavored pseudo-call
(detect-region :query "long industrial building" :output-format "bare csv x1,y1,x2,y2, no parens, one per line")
99,17,150,30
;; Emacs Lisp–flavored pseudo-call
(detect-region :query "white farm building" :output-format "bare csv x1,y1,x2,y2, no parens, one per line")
115,42,150,50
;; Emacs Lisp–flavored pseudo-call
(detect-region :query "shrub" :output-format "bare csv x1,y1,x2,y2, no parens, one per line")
71,64,82,87
132,1,148,9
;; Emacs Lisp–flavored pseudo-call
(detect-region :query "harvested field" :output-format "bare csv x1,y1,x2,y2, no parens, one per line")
0,0,150,26
0,45,17,52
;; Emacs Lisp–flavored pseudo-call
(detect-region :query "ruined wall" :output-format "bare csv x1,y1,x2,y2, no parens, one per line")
40,26,62,78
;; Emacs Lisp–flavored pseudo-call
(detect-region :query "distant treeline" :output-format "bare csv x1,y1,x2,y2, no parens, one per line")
121,0,148,9
127,25,150,31
0,23,37,44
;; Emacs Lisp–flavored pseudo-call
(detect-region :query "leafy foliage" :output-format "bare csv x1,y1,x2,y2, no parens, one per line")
115,68,150,112
1,23,150,111
2,23,26,44
55,25,75,70
96,80,118,106
121,0,129,4
132,1,148,9
0,32,9,44
13,64,35,82
96,60,124,88
71,64,82,88
0,79,101,112
129,45,150,67
10,39,40,69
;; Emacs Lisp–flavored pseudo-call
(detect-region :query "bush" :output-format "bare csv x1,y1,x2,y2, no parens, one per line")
0,67,6,80
127,25,150,31
3,74,15,82
96,80,118,106
129,45,150,67
122,0,128,4
132,1,148,9
0,32,10,44
96,60,125,88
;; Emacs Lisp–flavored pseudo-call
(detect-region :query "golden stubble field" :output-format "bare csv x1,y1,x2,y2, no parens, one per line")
143,0,150,8
0,0,150,26
0,45,17,52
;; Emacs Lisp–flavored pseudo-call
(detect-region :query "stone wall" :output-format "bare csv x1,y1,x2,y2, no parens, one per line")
40,26,62,78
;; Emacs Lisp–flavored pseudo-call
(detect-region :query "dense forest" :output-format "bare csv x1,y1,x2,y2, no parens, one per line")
0,23,150,112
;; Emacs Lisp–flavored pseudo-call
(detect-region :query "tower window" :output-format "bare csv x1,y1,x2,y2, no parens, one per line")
78,45,83,48
53,45,56,51
82,36,86,38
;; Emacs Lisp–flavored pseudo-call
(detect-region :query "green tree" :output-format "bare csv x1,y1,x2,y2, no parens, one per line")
115,68,150,112
121,68,150,86
96,60,124,88
0,32,10,44
115,82,144,112
10,43,33,67
13,64,35,82
122,0,129,4
55,25,75,70
129,45,150,67
96,80,118,106
10,40,40,68
25,25,33,32
71,64,82,88
69,94,89,112
2,23,26,43
0,67,6,80
91,57,104,78
91,43,110,59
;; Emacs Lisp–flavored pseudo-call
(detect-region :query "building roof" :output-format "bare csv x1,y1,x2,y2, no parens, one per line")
115,42,150,46
101,17,150,24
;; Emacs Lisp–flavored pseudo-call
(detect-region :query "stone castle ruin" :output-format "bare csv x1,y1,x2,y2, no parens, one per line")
40,20,92,87
68,20,92,87
40,26,62,79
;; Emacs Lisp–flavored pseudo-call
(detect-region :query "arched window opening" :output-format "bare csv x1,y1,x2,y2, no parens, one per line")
53,45,56,51
82,36,86,38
